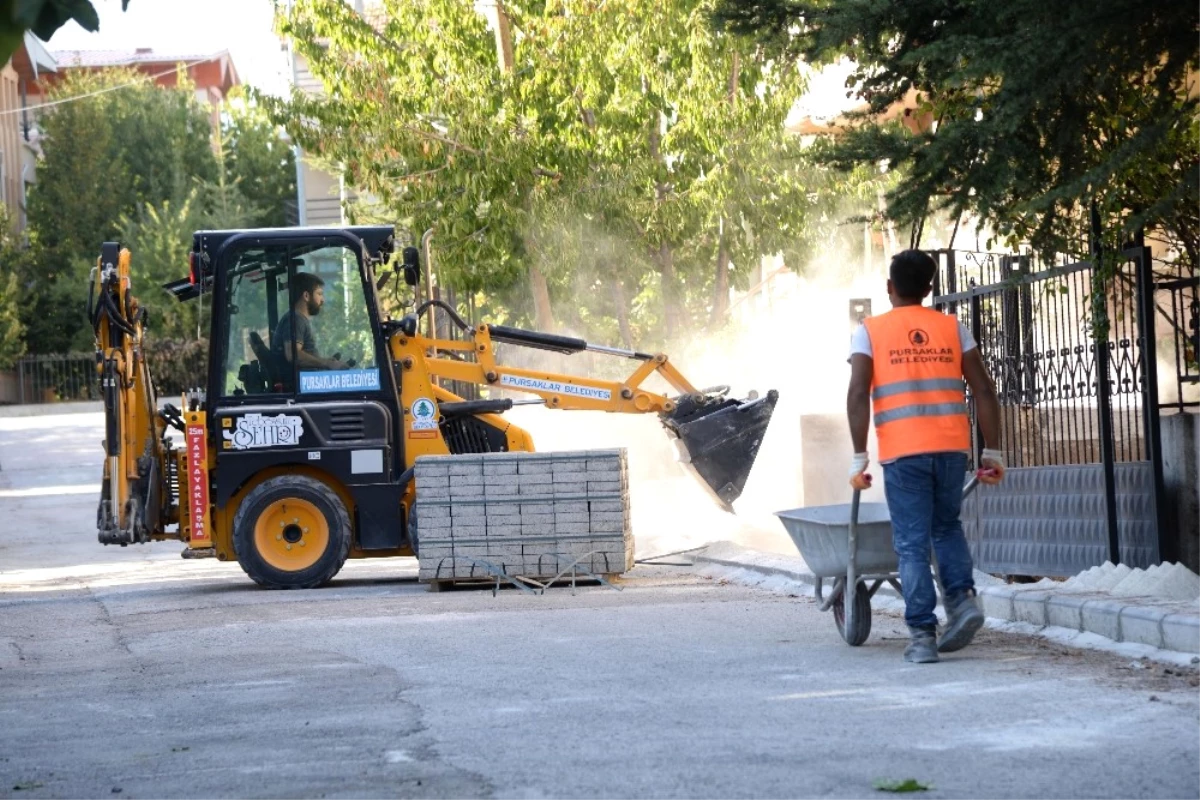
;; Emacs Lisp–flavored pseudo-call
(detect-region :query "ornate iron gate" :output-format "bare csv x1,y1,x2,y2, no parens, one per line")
931,247,1170,576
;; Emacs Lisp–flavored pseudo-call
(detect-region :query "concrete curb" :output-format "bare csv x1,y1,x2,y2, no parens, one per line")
691,548,1200,656
0,401,103,418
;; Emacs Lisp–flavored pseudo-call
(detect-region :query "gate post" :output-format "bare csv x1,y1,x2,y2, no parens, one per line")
1091,205,1121,564
1132,242,1169,563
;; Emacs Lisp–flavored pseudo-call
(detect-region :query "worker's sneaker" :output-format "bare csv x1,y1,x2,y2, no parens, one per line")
939,590,984,653
904,627,939,663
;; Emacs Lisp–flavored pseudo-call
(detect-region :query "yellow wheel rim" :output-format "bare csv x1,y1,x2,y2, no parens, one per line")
253,497,329,572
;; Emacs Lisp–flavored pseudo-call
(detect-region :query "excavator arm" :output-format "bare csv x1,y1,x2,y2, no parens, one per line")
91,243,177,544
391,301,778,508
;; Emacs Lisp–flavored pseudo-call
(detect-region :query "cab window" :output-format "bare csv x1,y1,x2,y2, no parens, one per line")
221,243,380,397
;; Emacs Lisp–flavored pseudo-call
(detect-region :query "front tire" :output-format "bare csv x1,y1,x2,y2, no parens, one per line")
233,475,351,589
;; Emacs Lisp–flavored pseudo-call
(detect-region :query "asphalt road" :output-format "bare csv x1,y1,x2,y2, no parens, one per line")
1,411,1197,799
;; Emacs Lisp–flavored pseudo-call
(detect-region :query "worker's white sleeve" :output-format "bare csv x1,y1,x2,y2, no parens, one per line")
958,323,977,353
849,324,872,359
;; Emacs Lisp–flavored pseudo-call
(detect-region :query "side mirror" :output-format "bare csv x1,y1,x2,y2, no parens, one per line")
401,246,421,287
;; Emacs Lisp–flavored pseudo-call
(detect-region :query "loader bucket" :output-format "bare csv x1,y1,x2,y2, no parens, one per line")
661,389,779,511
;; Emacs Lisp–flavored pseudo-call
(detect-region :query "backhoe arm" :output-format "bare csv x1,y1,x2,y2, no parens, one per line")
389,309,778,508
92,243,176,544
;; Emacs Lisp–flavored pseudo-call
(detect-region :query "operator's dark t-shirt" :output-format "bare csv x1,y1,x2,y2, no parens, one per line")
273,310,318,361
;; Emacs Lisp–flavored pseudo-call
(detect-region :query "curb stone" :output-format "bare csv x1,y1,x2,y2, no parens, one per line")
690,547,1200,656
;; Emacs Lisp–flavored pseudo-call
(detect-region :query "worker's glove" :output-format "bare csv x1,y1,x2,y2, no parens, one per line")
848,452,872,491
978,448,1006,485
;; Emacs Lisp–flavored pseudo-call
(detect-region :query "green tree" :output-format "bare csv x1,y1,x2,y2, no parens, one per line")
268,0,813,347
0,0,128,64
222,93,297,228
713,0,1199,266
23,68,218,352
0,209,27,368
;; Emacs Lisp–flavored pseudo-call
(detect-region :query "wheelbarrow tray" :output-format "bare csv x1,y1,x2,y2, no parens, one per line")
775,503,898,578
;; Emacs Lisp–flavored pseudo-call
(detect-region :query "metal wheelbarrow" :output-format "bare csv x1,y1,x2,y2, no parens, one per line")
775,475,980,646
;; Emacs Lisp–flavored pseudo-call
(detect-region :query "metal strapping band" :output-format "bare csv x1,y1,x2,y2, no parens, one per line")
872,378,964,400
874,402,969,426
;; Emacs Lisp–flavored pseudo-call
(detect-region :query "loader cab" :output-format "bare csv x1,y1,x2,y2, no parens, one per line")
182,227,415,575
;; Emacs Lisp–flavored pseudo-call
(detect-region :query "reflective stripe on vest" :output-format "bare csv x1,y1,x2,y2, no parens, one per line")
863,306,971,461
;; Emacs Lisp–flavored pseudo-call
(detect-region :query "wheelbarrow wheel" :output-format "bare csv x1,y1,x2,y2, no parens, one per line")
831,581,872,646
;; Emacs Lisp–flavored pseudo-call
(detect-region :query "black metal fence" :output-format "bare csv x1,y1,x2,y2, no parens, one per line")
932,246,1180,570
1155,260,1199,414
2,353,98,404
931,250,1152,468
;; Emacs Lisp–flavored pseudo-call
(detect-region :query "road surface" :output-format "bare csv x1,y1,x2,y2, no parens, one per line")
1,410,1197,799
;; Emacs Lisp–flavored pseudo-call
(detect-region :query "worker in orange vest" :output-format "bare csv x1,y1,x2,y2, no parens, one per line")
847,250,1005,663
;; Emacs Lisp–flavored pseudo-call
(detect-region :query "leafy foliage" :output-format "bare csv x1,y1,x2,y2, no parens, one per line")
19,70,296,355
713,0,1199,266
265,0,817,347
0,210,27,368
221,93,297,228
0,0,128,64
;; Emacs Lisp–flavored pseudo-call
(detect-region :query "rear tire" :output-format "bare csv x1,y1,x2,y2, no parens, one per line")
233,475,351,589
831,581,873,646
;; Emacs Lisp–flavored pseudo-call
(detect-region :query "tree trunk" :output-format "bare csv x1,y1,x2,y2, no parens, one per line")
611,279,634,350
710,222,730,327
528,263,555,332
658,241,681,339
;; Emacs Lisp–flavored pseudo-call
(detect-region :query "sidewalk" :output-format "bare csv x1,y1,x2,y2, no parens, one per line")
690,541,1200,659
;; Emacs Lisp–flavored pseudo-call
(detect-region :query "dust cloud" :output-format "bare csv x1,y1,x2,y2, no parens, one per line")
502,254,894,560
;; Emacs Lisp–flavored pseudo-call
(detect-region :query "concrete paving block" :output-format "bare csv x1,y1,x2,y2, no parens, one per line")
419,486,452,500
1044,595,1085,631
1161,614,1200,655
587,480,623,493
414,463,449,478
590,519,626,534
978,586,1015,620
415,475,449,488
553,501,588,514
1080,598,1124,642
518,484,552,496
486,522,522,537
483,462,518,476
518,473,554,487
520,501,555,513
1011,591,1051,627
554,482,588,496
449,463,483,477
518,461,554,475
451,504,486,519
555,512,589,525
522,522,556,536
590,512,626,525
419,504,452,521
484,502,520,516
449,485,484,499
588,500,626,513
1119,606,1167,648
415,513,451,532
557,521,591,535
450,524,487,540
552,461,586,474
485,483,519,497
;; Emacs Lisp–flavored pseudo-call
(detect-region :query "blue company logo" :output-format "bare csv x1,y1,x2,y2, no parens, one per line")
299,368,381,394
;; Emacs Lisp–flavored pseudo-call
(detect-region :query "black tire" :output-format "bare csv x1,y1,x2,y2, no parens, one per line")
232,475,351,589
831,581,873,646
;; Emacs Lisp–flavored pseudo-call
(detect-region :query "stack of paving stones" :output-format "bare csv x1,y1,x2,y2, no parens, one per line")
413,450,633,584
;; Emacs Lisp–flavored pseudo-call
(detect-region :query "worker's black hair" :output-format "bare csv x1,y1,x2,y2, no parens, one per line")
293,272,324,299
889,250,937,300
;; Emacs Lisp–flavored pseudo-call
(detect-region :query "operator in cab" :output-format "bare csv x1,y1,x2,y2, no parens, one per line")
273,272,347,371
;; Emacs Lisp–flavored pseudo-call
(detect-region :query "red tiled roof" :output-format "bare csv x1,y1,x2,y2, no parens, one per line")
49,49,225,68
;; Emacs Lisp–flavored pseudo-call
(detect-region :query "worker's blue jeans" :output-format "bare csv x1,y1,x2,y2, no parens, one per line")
882,452,975,631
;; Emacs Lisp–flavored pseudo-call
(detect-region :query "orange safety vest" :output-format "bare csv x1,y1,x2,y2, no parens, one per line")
863,306,970,462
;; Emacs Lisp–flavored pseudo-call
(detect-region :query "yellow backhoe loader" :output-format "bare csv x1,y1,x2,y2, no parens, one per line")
91,226,777,588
